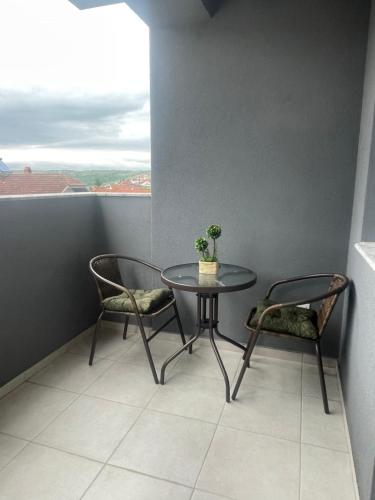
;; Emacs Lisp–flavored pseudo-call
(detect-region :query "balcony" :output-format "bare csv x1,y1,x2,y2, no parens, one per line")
1,0,375,499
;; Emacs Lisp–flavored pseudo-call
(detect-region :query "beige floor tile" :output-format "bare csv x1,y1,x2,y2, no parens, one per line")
0,433,28,470
220,385,301,441
197,426,300,500
172,344,242,383
148,373,226,423
254,346,303,362
119,337,183,370
109,410,215,487
203,336,245,353
30,352,113,393
83,465,192,500
192,490,234,500
102,320,142,340
0,382,76,440
303,353,337,369
302,364,341,401
301,396,348,451
85,362,159,407
69,327,138,361
0,443,101,500
235,354,302,394
35,395,141,461
152,331,186,344
301,444,356,500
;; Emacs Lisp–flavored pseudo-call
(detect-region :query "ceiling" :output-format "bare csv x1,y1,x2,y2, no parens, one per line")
68,0,225,25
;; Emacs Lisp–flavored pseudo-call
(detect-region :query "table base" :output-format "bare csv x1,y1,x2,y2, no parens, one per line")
160,293,246,403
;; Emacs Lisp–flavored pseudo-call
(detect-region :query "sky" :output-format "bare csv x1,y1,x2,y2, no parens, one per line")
0,0,150,171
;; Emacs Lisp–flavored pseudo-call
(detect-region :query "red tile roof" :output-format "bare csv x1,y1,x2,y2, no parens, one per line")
0,170,86,195
91,179,151,193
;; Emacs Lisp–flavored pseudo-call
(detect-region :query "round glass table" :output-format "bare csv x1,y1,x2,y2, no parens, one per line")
160,263,257,402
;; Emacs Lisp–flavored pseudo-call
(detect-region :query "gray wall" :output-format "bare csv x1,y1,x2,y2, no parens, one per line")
362,115,375,240
341,250,375,500
150,0,369,356
0,195,102,386
97,195,151,260
340,4,375,499
347,2,375,246
97,195,154,291
0,194,151,387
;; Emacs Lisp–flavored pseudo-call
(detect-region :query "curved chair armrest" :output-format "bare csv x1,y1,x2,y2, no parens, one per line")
265,273,346,300
252,285,346,335
89,265,142,317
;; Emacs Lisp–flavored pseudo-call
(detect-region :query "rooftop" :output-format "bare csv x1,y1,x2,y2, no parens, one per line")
0,168,87,195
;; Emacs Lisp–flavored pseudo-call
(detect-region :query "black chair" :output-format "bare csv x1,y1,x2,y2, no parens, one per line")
89,254,186,384
232,273,349,413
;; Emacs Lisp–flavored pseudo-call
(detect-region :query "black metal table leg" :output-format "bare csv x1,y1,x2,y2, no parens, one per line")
160,332,201,384
160,263,257,403
161,295,202,384
208,294,231,403
189,294,202,354
160,292,233,402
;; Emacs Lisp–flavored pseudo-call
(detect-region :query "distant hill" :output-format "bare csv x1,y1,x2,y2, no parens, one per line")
58,169,150,188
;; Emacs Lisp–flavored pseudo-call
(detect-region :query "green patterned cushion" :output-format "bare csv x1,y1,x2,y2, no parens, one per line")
249,299,318,339
103,288,172,314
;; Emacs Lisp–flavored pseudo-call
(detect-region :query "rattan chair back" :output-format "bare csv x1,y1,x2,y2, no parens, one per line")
317,274,348,336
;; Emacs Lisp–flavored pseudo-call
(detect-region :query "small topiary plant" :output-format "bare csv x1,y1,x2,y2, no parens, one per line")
195,224,222,262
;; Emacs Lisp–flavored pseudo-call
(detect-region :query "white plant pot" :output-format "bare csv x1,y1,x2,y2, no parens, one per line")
199,261,219,275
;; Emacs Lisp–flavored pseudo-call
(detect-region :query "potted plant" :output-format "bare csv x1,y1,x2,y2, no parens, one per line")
195,224,222,274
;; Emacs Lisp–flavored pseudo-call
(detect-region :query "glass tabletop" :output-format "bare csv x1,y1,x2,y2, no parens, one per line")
161,263,257,293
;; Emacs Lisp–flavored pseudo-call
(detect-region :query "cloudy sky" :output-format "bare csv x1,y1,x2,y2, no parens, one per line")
0,0,150,170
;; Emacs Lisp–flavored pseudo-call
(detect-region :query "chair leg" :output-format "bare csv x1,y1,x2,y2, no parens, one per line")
173,303,186,346
232,331,259,400
123,316,129,340
243,331,255,367
136,316,159,384
89,311,103,366
315,341,330,414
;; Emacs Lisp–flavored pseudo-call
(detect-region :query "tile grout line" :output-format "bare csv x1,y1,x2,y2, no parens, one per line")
101,463,195,491
0,388,83,475
27,380,83,395
299,441,354,455
191,487,235,500
0,330,345,499
78,388,156,499
22,354,120,455
22,353,135,499
191,400,226,498
1,432,197,493
190,351,242,500
0,434,29,474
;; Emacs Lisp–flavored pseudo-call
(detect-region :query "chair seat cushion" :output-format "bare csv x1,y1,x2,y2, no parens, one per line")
249,299,318,340
103,288,173,314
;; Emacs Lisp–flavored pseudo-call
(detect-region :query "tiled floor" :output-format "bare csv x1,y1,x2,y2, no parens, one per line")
0,323,357,500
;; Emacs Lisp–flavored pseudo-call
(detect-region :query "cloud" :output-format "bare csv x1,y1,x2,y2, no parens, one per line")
0,90,150,151
44,136,150,151
8,160,150,171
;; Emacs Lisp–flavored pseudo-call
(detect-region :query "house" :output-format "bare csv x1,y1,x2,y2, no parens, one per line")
0,166,88,195
91,178,151,193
